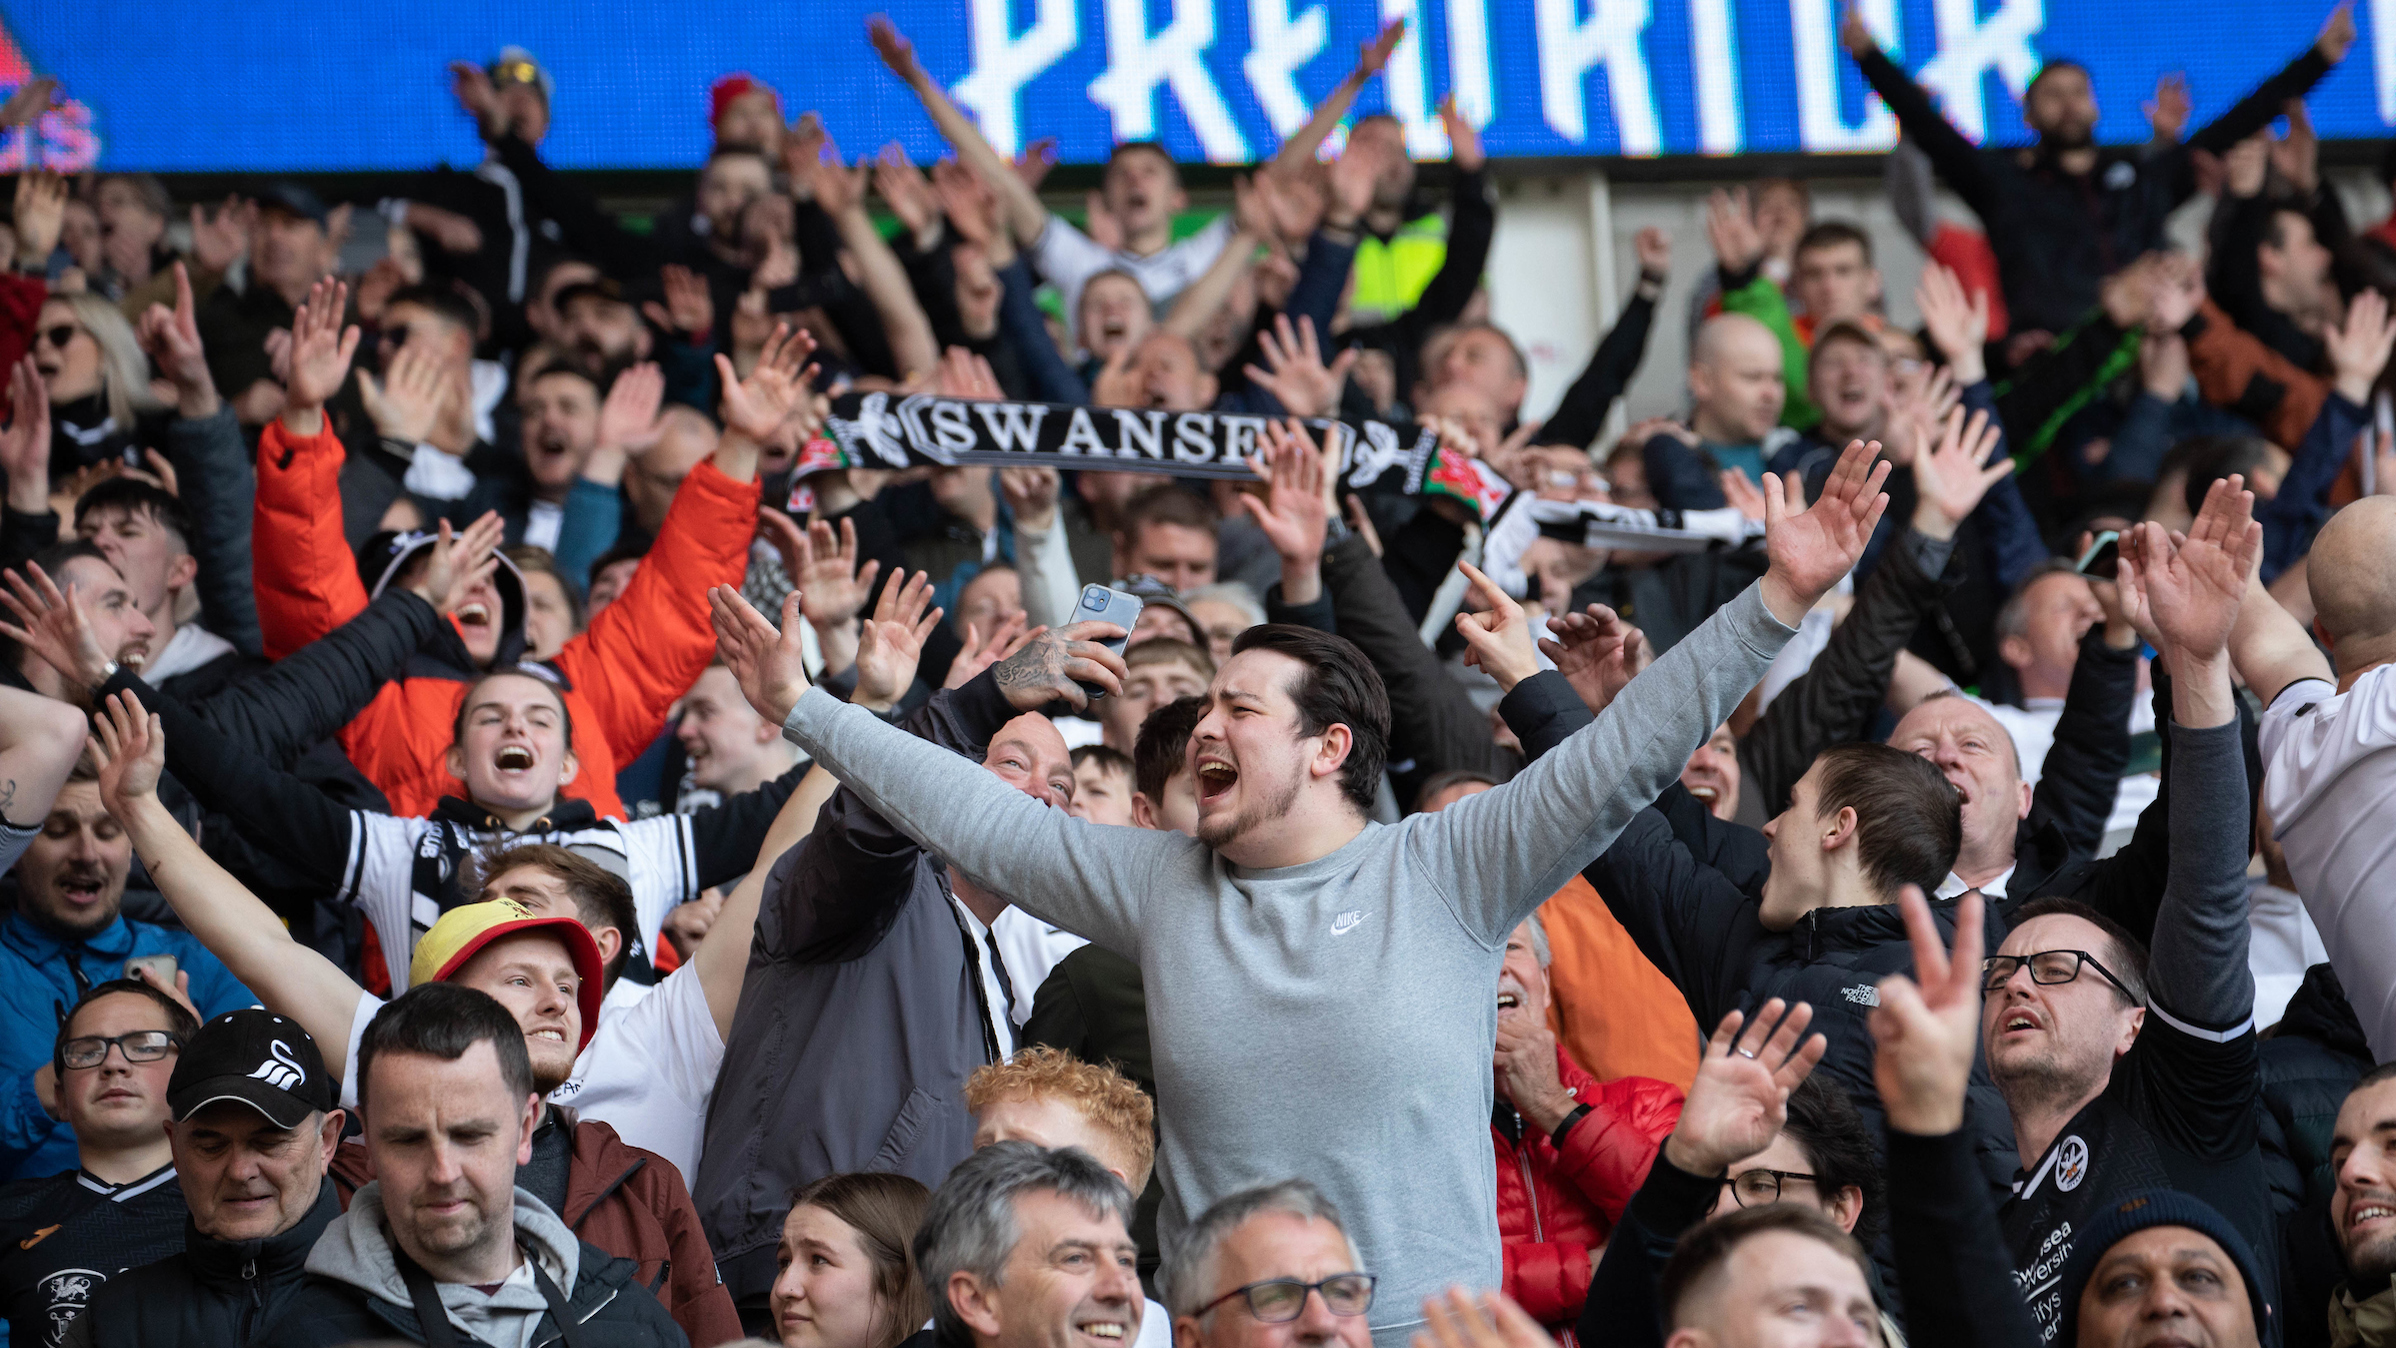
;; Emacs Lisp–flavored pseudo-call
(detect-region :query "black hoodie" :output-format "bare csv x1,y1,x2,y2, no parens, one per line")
66,1177,339,1348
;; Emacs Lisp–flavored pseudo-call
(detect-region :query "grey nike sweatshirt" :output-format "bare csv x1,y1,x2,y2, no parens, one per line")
782,585,1795,1345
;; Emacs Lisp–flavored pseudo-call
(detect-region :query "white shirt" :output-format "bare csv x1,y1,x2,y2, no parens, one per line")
339,960,725,1181
955,900,1018,1058
1028,214,1233,342
993,907,1088,1026
2260,670,2396,1059
1936,864,2014,901
2247,880,2328,1031
524,499,564,554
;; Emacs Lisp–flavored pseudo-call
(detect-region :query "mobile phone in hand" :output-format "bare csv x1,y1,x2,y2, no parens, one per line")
2074,530,2120,581
1066,584,1143,700
124,954,178,985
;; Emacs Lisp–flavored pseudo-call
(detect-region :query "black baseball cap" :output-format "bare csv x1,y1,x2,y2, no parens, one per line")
255,182,330,228
168,1009,335,1127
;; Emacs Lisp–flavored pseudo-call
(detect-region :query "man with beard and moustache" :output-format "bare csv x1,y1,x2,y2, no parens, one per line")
1488,914,1679,1335
713,431,1890,1347
1982,505,2268,1342
88,696,744,1345
0,753,250,1180
1843,0,2353,342
62,1010,345,1348
247,279,790,821
0,981,197,1347
2323,1069,2396,1342
251,984,689,1348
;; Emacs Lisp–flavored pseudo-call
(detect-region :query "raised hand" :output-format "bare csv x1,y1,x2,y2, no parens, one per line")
1759,439,1890,626
1242,418,1334,561
0,563,118,699
1538,604,1648,715
358,342,449,445
281,277,360,434
2121,478,2259,667
1437,94,1484,174
2320,0,2357,63
782,516,882,632
865,15,922,80
1452,562,1541,693
1719,468,1768,523
1326,138,1387,230
1244,314,1357,419
1663,1000,1828,1176
1838,0,1877,56
2327,286,2396,405
135,263,219,417
2145,72,2191,143
189,196,255,274
872,143,940,245
597,362,666,453
1412,1290,1559,1348
407,513,505,617
2271,98,2319,195
1869,887,1983,1136
1914,262,1990,383
14,171,66,269
1355,17,1405,78
642,264,714,340
946,611,1033,690
1703,187,1763,275
0,77,58,130
852,569,944,711
1082,190,1125,252
1012,138,1059,193
805,137,869,218
1,355,51,516
997,465,1061,534
992,620,1130,711
1632,225,1671,279
931,345,1003,400
931,159,1002,249
716,324,819,443
449,60,507,140
1908,407,2010,542
709,586,814,727
89,690,166,817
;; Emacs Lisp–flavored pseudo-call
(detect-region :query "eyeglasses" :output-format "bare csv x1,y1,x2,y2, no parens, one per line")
59,1030,181,1070
1721,1168,1819,1207
1196,1274,1377,1323
378,323,413,349
35,323,81,351
1981,950,2139,1001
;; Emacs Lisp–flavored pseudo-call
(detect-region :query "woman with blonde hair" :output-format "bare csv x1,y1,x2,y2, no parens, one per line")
32,290,164,476
769,1172,934,1348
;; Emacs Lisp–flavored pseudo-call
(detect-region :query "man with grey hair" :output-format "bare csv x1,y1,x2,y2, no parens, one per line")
1163,1180,1374,1348
911,1142,1143,1348
1491,916,1679,1333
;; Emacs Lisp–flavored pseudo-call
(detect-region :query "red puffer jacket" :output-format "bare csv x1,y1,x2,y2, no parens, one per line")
1495,1047,1682,1334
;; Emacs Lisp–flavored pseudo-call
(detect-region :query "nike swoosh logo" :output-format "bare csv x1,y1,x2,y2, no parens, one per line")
1330,913,1366,936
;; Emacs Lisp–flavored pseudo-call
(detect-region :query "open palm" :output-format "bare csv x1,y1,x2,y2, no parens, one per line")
1760,440,1889,625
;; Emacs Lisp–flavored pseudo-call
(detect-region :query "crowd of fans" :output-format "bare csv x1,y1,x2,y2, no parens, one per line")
0,5,2393,1348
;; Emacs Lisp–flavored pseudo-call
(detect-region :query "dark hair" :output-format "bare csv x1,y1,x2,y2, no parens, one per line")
475,842,637,986
74,476,192,552
1227,625,1390,816
1794,221,1873,266
1105,142,1178,178
1071,743,1134,780
1119,484,1219,542
2025,58,2091,99
355,982,535,1116
790,1173,934,1348
31,538,112,578
53,977,200,1079
1658,1203,1873,1330
529,361,604,399
1806,320,1884,369
1782,1076,1886,1248
451,669,575,753
2177,434,2276,517
96,173,173,221
1134,694,1209,803
2007,896,2150,1005
1412,769,1499,815
1810,741,1961,897
507,544,586,629
2261,207,2313,254
382,283,483,336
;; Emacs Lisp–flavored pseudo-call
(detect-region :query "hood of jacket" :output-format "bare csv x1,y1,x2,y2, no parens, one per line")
304,1179,581,1344
360,527,532,669
2279,961,2373,1062
185,1175,342,1286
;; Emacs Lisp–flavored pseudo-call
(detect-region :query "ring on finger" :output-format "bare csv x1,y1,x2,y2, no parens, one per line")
1736,1048,1757,1060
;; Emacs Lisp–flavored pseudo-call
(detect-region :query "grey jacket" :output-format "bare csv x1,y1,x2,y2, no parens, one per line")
694,679,1017,1313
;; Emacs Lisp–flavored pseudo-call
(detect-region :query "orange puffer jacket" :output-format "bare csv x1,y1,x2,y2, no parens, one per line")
250,418,759,819
1495,1048,1682,1336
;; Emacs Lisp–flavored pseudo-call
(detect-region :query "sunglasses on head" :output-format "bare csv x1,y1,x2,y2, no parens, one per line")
491,60,541,88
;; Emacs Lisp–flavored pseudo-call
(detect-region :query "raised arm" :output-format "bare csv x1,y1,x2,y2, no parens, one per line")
696,762,837,1041
0,683,85,853
87,692,368,1076
1840,6,2006,223
1265,20,1403,175
1535,230,1665,452
252,277,368,659
808,144,939,381
1429,441,1885,942
139,263,262,656
2182,5,2347,156
2227,489,2334,710
869,17,1049,246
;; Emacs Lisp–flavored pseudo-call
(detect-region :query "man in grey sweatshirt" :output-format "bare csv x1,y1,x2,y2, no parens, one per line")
710,439,1893,1346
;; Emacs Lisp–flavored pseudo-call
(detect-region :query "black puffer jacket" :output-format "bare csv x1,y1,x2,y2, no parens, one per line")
2261,963,2372,1218
66,1181,339,1348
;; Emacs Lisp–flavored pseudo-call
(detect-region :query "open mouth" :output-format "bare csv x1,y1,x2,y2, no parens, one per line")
495,745,535,771
1098,317,1130,343
2351,1203,2396,1235
527,1025,569,1044
57,872,105,905
1195,757,1238,803
1076,1322,1128,1342
1686,784,1718,803
33,357,60,380
455,602,492,630
1497,991,1520,1010
2001,1008,2040,1034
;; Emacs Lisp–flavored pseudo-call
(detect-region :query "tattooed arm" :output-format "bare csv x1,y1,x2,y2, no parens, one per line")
0,684,87,853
